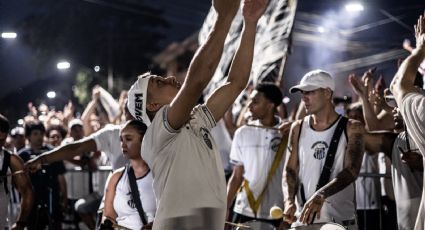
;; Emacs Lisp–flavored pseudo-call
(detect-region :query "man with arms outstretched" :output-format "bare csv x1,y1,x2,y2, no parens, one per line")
126,0,269,229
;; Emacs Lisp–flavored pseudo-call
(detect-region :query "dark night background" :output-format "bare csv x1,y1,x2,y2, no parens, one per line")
1,0,424,123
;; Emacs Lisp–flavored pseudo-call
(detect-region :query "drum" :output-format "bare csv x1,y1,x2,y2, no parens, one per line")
235,220,276,230
290,222,346,230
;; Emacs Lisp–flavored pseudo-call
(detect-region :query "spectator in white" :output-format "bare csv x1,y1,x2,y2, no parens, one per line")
126,0,269,229
390,13,425,230
226,83,289,229
282,70,364,229
102,120,155,230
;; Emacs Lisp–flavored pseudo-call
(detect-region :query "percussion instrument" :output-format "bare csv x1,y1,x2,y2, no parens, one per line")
290,222,346,230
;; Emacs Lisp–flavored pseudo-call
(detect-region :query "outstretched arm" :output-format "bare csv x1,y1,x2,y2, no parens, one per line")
25,138,97,172
299,119,365,224
166,0,241,129
206,0,269,121
390,13,425,105
282,121,301,224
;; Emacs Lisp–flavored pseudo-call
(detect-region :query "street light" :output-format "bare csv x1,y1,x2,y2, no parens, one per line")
94,65,100,72
57,61,70,70
345,2,364,12
1,32,17,39
47,91,56,99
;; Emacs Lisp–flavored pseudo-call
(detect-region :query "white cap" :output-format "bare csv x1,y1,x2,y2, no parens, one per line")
10,127,25,136
68,119,83,130
127,73,153,126
290,69,335,94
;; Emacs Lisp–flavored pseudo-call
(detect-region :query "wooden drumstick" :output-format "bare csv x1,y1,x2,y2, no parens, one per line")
225,221,251,229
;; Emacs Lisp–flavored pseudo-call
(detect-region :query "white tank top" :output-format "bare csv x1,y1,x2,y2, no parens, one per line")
113,166,156,230
296,115,356,224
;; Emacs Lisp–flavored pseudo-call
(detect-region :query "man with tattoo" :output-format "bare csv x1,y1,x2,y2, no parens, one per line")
282,70,364,229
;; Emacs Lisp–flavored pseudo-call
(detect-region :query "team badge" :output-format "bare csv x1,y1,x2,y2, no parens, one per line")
311,141,328,160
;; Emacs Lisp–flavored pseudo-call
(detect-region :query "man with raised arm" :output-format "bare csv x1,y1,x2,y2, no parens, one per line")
126,0,269,229
282,70,364,230
390,13,425,230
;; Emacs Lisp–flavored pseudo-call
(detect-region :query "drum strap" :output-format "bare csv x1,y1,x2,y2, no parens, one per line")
315,116,347,191
242,135,288,218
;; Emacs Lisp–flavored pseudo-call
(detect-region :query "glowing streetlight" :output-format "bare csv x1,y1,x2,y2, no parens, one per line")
57,61,70,70
1,32,17,39
345,2,364,12
317,26,326,33
94,66,100,72
47,91,56,99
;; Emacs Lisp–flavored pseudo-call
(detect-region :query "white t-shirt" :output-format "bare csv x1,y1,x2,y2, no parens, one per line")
295,115,356,225
392,132,423,230
141,105,227,230
88,124,127,170
113,167,156,230
230,119,285,219
355,153,380,210
400,92,425,230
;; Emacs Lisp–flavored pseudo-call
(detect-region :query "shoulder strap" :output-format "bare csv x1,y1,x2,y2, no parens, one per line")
1,150,11,194
315,116,348,191
127,165,148,225
243,134,288,217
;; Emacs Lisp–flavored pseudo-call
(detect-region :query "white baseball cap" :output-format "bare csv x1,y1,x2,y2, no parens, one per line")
127,73,153,126
68,119,83,130
290,69,335,94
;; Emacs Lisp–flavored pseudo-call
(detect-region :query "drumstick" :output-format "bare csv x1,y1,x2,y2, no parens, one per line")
225,221,251,229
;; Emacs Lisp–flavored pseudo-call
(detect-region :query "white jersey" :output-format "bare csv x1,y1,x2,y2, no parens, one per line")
113,167,156,230
355,154,380,210
400,92,425,230
141,105,227,230
296,115,356,225
230,119,285,219
392,132,423,230
87,124,127,170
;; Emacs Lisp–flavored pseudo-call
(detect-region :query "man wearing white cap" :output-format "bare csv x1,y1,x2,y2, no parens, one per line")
126,0,269,229
282,70,364,229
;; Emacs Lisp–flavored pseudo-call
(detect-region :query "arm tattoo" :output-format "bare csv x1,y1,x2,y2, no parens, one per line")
318,127,364,199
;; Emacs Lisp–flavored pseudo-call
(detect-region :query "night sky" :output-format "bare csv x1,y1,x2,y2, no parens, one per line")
1,0,425,120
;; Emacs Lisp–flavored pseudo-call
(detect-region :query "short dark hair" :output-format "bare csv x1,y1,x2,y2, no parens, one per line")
255,83,283,106
46,125,68,139
25,121,46,138
123,120,147,138
0,114,10,133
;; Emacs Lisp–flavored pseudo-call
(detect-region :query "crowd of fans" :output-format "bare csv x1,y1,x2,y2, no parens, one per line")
0,2,424,230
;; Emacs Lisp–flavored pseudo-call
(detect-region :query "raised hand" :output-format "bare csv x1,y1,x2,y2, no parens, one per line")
414,13,425,49
242,0,269,23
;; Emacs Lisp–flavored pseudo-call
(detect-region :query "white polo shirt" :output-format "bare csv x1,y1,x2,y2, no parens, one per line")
141,105,227,230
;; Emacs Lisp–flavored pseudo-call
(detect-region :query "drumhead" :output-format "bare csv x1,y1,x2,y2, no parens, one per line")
235,220,276,230
290,222,346,230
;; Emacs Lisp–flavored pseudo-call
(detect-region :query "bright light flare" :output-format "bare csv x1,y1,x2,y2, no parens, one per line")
283,96,291,104
1,32,17,39
94,66,100,72
317,26,326,33
345,2,364,12
57,61,70,70
47,91,56,99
